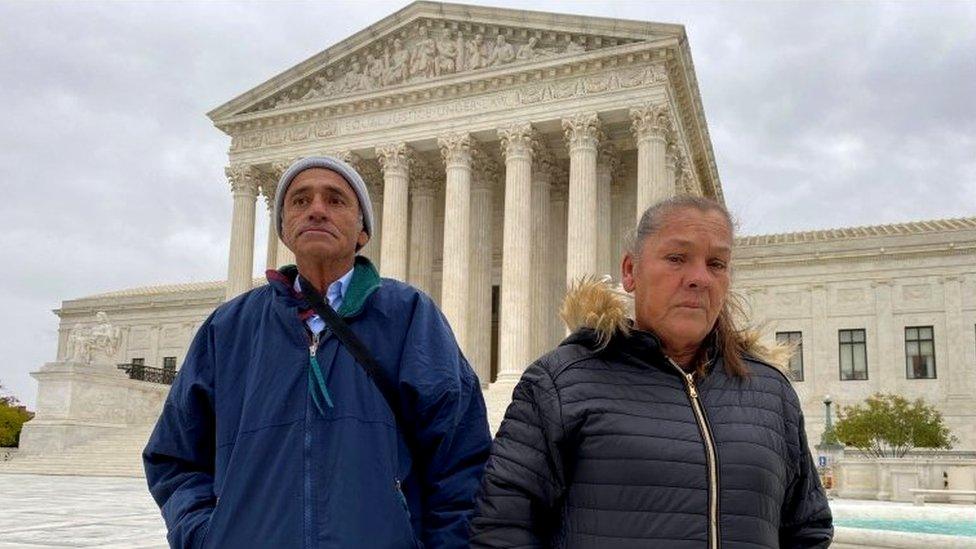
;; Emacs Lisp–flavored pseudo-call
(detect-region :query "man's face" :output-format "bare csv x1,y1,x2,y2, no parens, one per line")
281,168,368,265
621,208,732,353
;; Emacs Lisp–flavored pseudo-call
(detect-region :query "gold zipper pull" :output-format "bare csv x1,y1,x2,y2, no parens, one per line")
685,373,698,398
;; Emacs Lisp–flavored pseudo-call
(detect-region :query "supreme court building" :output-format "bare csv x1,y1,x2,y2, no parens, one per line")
29,2,976,457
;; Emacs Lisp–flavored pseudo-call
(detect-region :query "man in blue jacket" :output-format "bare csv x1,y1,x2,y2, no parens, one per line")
144,156,492,548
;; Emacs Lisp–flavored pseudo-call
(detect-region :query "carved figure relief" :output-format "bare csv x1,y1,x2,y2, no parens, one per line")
256,22,622,112
65,311,122,365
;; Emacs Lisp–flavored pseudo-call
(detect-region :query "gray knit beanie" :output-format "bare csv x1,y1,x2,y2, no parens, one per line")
274,156,374,243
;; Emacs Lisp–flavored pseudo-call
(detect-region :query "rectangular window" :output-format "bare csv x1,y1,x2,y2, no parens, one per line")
839,329,868,380
775,331,804,381
163,356,177,372
131,357,145,366
905,326,936,379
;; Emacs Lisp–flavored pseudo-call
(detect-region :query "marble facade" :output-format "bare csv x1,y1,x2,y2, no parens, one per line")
211,1,717,386
34,2,976,454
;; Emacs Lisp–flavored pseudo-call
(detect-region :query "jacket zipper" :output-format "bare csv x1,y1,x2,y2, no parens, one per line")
668,357,720,549
303,333,314,549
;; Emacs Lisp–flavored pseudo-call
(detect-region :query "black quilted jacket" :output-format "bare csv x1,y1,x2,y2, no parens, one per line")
470,328,832,548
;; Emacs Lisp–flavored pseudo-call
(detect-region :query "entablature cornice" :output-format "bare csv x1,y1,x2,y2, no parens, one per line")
225,65,670,167
733,242,976,269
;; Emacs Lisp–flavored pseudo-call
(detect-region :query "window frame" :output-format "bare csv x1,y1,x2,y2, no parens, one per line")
905,325,937,379
775,331,804,382
838,328,868,381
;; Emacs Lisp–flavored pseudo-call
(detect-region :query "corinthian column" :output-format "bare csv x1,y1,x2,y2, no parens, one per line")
270,159,296,267
597,142,618,278
610,161,629,281
550,165,569,344
497,122,535,383
354,157,384,269
468,153,497,385
531,139,554,359
225,164,259,300
630,103,673,218
259,176,279,270
438,133,474,350
562,112,602,285
665,141,679,197
408,160,438,297
377,143,412,281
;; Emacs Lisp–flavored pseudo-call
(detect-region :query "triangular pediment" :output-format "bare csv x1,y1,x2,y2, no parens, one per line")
208,1,682,123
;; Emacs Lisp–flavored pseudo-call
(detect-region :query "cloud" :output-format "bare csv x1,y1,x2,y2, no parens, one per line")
0,0,973,406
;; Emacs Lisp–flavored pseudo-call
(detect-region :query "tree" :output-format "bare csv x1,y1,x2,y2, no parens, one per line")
834,393,956,458
0,381,33,447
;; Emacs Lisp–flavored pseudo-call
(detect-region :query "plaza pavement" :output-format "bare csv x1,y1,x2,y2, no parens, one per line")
3,473,976,548
0,474,166,548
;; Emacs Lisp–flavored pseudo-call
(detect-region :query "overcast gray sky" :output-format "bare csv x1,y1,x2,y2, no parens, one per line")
1,1,974,408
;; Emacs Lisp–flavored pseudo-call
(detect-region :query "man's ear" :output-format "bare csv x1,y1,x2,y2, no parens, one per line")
621,253,636,293
357,230,369,249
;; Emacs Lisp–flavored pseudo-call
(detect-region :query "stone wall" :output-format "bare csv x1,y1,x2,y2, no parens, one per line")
19,361,169,454
834,455,976,502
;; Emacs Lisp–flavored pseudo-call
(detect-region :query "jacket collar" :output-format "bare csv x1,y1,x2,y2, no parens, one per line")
266,256,381,318
567,321,720,377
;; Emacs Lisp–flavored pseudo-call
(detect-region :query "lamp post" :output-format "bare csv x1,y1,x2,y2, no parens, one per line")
823,395,833,435
817,395,839,496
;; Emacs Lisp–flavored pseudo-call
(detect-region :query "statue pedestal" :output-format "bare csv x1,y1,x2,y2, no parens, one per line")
18,361,170,455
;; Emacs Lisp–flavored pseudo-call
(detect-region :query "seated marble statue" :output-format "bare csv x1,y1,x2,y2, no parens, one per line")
65,311,121,365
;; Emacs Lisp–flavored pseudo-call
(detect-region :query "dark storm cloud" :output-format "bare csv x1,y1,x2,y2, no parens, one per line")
0,0,973,406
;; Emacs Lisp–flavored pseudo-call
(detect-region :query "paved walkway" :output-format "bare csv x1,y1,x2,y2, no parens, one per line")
3,473,975,548
0,474,166,548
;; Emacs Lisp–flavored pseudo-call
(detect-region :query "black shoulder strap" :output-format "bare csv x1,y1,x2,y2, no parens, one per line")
298,275,400,417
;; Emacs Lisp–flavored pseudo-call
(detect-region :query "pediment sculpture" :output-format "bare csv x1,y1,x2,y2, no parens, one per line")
259,23,626,112
65,311,122,365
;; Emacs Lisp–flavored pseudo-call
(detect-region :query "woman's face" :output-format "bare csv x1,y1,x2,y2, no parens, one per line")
622,208,733,355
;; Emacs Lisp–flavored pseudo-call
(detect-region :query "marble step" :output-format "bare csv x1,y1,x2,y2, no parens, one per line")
0,425,155,477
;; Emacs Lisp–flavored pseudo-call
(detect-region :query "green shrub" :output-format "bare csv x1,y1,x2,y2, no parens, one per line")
834,393,955,458
0,384,32,447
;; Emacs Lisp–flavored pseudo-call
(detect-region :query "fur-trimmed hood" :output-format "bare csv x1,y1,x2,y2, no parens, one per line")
559,276,792,369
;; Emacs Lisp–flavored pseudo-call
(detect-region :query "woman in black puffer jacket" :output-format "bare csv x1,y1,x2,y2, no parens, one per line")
470,197,832,549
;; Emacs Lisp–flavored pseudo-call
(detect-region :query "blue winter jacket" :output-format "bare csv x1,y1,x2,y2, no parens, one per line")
143,258,491,548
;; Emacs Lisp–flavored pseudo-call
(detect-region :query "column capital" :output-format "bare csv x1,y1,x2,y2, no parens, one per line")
258,174,279,210
532,138,555,178
499,122,535,160
336,150,361,168
411,159,441,197
270,157,300,179
562,112,602,150
438,132,474,167
335,151,382,187
598,141,620,172
226,164,260,196
630,103,673,142
472,152,501,191
377,142,413,173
